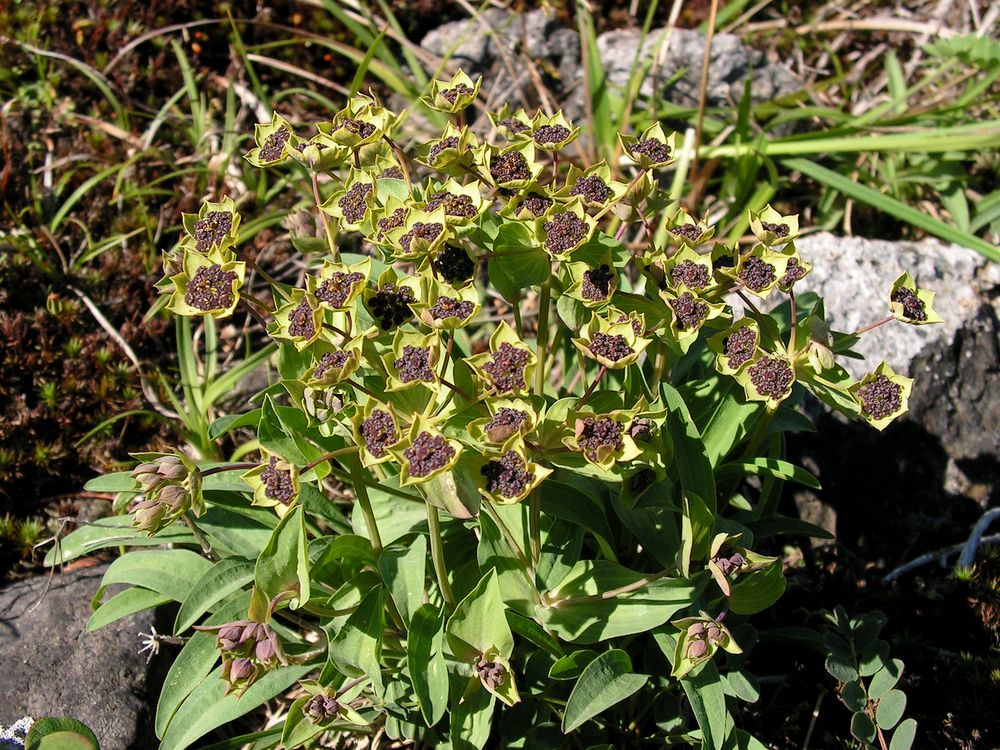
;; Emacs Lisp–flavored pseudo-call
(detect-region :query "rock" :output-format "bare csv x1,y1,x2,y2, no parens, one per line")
793,232,1000,379
594,28,799,108
0,564,164,750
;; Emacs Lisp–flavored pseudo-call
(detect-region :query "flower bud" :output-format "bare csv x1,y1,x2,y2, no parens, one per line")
303,694,341,723
687,639,709,660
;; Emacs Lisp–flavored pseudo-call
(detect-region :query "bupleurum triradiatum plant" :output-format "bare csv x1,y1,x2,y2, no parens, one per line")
63,69,936,750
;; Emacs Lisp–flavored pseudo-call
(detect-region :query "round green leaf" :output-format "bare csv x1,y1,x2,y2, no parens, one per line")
842,680,867,712
563,649,649,733
868,658,904,700
825,654,859,684
876,689,907,730
859,639,890,676
889,718,917,750
25,718,99,750
851,711,876,743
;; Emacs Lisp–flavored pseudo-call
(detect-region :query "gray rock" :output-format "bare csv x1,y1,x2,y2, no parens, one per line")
0,564,162,750
792,232,1000,379
594,28,799,108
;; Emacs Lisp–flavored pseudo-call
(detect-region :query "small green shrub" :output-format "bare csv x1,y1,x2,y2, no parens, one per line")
53,70,934,749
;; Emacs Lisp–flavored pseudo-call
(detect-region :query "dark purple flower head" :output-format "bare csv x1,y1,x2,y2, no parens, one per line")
628,417,654,442
543,212,588,254
670,260,710,290
533,124,572,145
738,255,777,293
361,409,397,458
380,165,405,180
891,286,927,322
404,432,456,478
428,136,460,164
398,222,443,255
313,350,351,380
669,292,709,331
429,296,475,321
337,182,372,223
433,244,475,285
724,326,757,370
490,151,532,184
193,211,233,252
303,694,341,723
315,271,364,308
520,192,553,217
779,257,807,287
748,355,794,400
628,138,670,163
577,416,624,462
337,118,376,139
482,342,530,393
376,207,408,241
425,191,477,218
589,332,633,362
259,128,290,162
761,221,789,238
481,451,533,499
441,84,474,105
582,264,614,302
261,456,295,504
670,224,702,242
857,375,903,420
394,345,435,383
287,299,316,339
484,407,528,443
499,118,529,135
475,658,507,689
185,265,238,311
569,175,613,204
368,283,415,330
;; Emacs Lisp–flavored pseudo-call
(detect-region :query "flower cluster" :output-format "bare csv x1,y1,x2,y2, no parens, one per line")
196,619,285,697
128,452,203,534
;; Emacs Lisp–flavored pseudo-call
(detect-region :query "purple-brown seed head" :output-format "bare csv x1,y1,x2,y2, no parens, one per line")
483,407,528,442
193,211,233,252
185,265,238,312
428,136,460,164
670,260,710,290
582,264,614,302
891,286,928,322
569,175,613,204
315,271,364,308
669,292,709,331
404,432,456,478
475,658,507,689
429,296,475,321
779,257,807,287
425,191,477,218
724,326,757,370
337,118,376,139
857,374,903,420
303,694,341,723
433,244,476,284
287,299,316,339
360,409,397,458
628,138,670,163
543,212,588,254
589,332,633,362
481,450,533,499
380,165,405,180
313,350,351,380
738,255,777,293
577,416,624,462
440,84,474,105
533,124,572,145
398,222,443,255
376,207,408,241
259,128,290,162
748,355,794,400
394,345,435,383
520,192,554,217
761,221,789,238
368,283,415,330
670,224,703,242
337,182,372,223
482,342,530,393
261,456,295,504
490,151,532,184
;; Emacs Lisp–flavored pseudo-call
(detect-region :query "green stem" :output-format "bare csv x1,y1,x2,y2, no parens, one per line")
529,489,542,569
576,365,607,407
481,501,540,602
302,445,360,474
546,566,673,607
650,341,667,393
182,512,218,561
347,455,383,555
426,504,455,609
534,282,551,396
200,462,258,477
312,172,338,263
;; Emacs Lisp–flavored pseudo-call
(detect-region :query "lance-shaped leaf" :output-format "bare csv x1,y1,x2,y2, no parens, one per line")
254,505,310,611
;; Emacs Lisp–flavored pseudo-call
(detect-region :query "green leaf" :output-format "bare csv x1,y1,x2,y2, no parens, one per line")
783,157,1000,262
174,557,255,634
562,649,649,733
876,689,906,730
888,718,917,750
254,505,310,610
679,493,714,578
859,640,891,677
726,669,760,704
378,534,427,625
87,586,170,631
25,717,100,750
539,560,700,644
729,564,786,615
447,569,514,661
449,672,495,750
681,660,731,750
159,663,311,750
156,597,249,738
257,396,328,469
207,410,261,440
842,680,867,712
506,610,565,657
717,458,820,489
543,477,617,560
851,710,876,743
825,654,859,684
487,228,550,303
83,471,140,492
478,510,536,614
407,604,449,727
662,383,716,511
95,549,212,603
868,658,904,700
45,516,195,566
549,649,598,680
328,585,386,695
748,515,834,541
